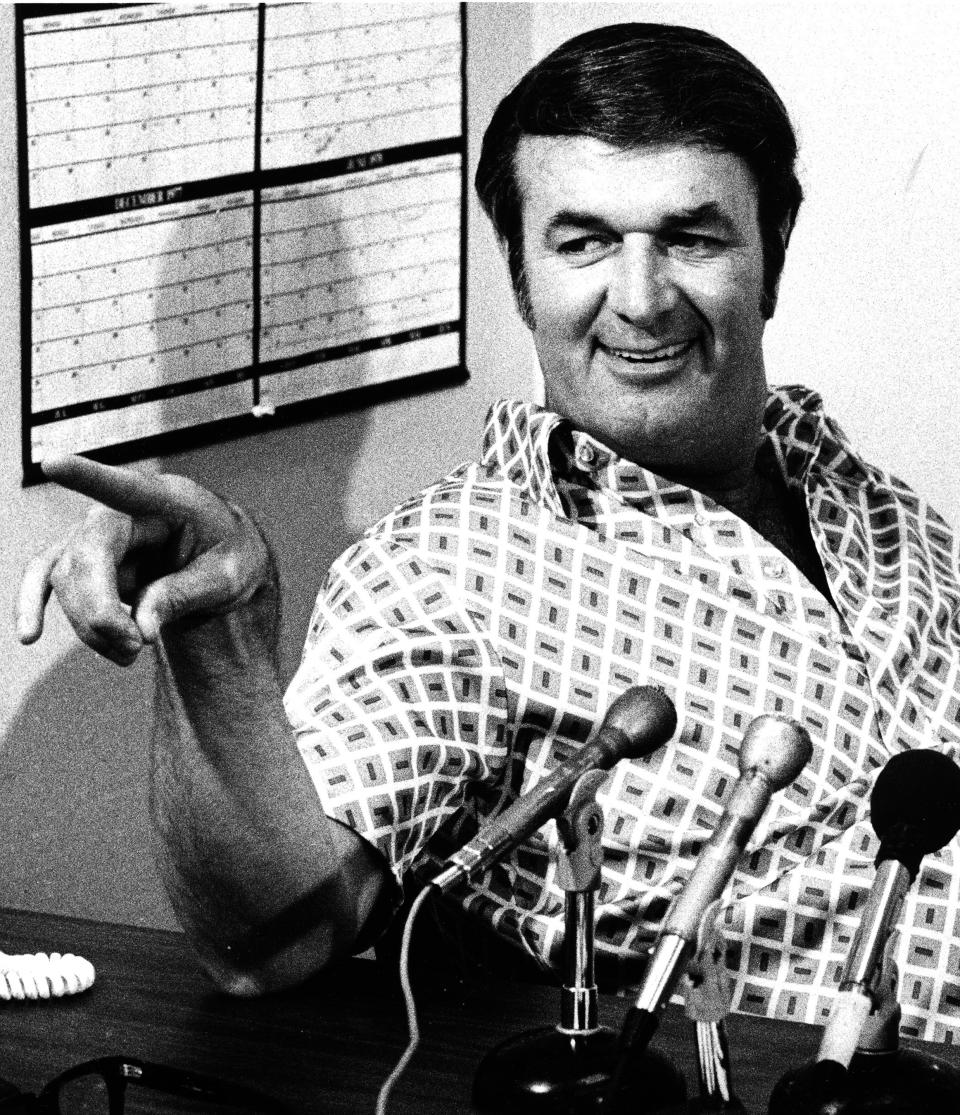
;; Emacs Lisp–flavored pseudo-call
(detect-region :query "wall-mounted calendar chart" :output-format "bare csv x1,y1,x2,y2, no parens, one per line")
16,2,466,483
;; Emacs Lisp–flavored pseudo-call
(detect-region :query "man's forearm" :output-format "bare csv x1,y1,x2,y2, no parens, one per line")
150,584,388,994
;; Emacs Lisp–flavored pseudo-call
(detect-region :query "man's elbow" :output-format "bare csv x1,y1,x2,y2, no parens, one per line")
191,927,344,998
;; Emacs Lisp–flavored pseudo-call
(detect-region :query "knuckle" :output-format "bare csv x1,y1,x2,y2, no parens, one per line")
85,601,123,636
50,547,93,590
216,552,246,599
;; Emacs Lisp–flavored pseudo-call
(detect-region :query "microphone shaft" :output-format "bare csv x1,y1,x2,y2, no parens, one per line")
837,858,911,990
633,767,778,1014
816,857,912,1067
605,1005,663,1110
664,769,773,937
431,728,628,894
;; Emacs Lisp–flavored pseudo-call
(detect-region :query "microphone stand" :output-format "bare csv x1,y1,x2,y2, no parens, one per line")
768,748,960,1114
768,945,960,1114
682,900,746,1113
472,770,686,1114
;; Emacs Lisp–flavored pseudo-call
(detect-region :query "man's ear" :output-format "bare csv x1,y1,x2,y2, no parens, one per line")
762,214,796,320
498,234,536,329
778,213,796,254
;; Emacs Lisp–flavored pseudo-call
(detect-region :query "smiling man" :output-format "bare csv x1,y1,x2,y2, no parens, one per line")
17,23,960,1045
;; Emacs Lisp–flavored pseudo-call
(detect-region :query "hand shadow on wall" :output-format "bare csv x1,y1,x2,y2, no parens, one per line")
0,645,173,930
0,194,377,930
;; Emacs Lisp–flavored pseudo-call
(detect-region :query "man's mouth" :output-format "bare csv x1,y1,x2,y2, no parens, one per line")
601,339,696,364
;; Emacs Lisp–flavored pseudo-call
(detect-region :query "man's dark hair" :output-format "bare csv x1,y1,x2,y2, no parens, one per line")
475,22,804,320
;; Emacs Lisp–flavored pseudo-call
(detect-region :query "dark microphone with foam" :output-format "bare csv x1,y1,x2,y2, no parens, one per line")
817,749,960,1068
769,748,960,1114
604,714,813,1113
430,685,677,895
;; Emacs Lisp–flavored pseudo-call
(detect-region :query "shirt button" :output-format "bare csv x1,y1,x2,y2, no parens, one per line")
577,443,597,467
763,560,786,579
694,512,706,527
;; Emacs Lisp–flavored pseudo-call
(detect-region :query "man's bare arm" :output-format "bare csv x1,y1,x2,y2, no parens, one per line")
16,456,392,994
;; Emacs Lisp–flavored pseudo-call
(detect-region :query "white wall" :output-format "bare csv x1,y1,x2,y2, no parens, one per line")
526,1,960,525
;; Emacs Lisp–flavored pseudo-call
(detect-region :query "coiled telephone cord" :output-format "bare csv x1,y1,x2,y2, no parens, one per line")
0,950,95,1000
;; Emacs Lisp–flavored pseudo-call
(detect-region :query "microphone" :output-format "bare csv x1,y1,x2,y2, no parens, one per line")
430,686,677,894
605,715,813,1112
768,749,960,1114
814,749,960,1069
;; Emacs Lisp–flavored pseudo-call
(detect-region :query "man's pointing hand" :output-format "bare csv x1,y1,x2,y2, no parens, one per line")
16,455,271,666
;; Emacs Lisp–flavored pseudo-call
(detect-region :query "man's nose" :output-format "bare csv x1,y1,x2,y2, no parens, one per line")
606,238,678,324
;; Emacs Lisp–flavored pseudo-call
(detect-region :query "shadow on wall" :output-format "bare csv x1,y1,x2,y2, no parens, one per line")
0,407,370,934
165,407,372,682
0,154,479,930
0,645,173,931
0,191,375,929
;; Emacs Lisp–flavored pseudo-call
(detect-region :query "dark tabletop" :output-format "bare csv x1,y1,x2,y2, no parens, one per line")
2,907,955,1114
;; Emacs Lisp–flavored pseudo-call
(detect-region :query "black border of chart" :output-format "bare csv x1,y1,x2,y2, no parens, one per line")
17,2,469,485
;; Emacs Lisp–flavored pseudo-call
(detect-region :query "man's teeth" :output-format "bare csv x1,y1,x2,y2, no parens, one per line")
608,340,691,363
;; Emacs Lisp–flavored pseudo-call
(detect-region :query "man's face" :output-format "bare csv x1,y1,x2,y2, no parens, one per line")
513,136,772,486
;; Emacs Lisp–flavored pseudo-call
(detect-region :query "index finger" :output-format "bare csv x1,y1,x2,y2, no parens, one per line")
41,454,190,519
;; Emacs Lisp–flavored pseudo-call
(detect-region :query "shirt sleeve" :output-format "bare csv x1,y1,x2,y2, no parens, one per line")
283,532,511,886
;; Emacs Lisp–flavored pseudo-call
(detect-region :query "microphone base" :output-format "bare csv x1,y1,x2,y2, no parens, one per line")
472,1024,687,1114
768,1047,960,1114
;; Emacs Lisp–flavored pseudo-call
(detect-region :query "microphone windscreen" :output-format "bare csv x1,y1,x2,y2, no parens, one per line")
871,750,960,874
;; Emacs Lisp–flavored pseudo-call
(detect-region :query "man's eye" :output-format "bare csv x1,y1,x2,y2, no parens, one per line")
557,235,608,255
667,232,722,253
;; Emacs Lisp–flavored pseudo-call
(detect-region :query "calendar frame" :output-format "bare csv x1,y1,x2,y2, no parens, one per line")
16,3,468,485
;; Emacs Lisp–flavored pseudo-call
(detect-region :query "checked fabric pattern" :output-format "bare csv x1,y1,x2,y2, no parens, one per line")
285,385,960,1043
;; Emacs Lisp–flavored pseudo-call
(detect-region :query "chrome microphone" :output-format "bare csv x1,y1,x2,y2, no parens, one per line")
430,686,677,894
604,715,813,1113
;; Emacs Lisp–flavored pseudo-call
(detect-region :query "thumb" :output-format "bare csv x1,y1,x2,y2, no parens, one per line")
131,588,166,645
131,542,263,641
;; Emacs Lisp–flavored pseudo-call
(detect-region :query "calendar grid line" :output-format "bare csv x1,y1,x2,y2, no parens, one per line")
32,327,254,387
28,97,259,139
34,218,459,296
266,11,456,43
29,82,460,157
265,41,461,78
26,34,260,72
36,134,255,176
21,5,254,39
26,22,457,80
34,292,254,349
249,1,267,408
265,70,462,112
265,100,462,140
31,320,460,427
27,68,258,107
34,247,252,283
267,283,459,333
263,225,460,264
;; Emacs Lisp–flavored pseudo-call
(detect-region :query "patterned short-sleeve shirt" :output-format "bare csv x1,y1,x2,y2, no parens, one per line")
284,385,960,1043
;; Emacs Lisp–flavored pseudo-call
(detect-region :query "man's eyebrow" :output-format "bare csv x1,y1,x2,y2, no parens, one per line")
544,209,610,232
661,202,739,235
543,202,741,236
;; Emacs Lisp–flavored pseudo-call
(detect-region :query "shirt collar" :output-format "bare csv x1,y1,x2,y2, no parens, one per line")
480,386,874,512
